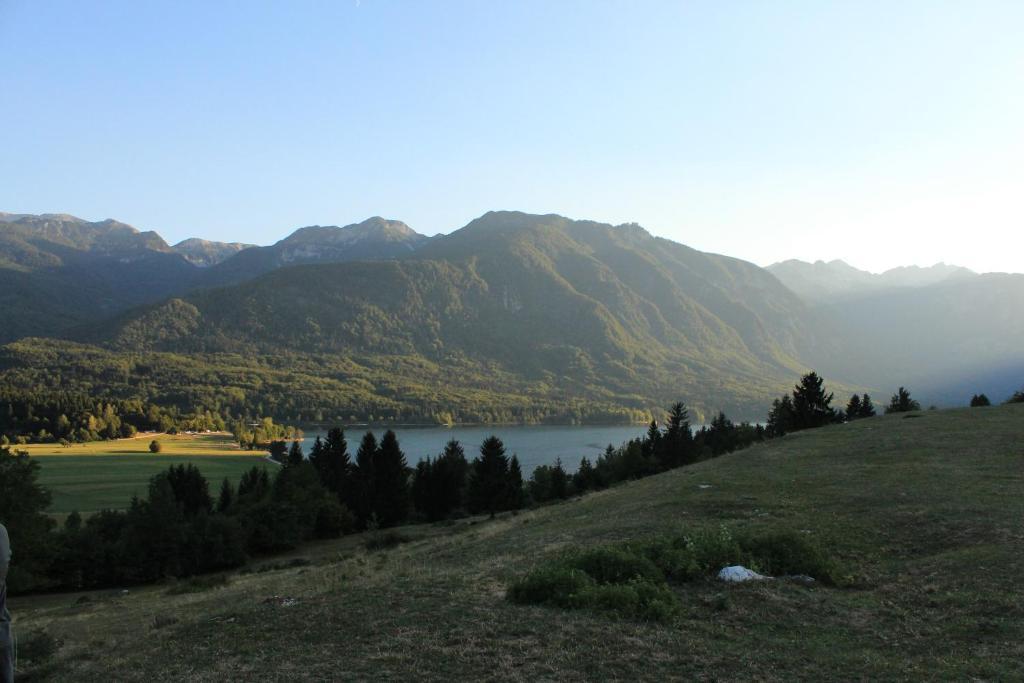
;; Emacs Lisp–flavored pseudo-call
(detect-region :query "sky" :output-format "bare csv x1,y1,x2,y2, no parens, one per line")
1,0,1022,274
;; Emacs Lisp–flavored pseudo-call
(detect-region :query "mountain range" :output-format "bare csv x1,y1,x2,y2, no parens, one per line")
767,258,977,303
1,210,1021,422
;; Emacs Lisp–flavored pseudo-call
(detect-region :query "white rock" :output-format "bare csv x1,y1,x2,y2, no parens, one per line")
717,565,770,582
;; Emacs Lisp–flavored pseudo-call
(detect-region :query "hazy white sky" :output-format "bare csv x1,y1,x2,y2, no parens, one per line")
1,0,1022,273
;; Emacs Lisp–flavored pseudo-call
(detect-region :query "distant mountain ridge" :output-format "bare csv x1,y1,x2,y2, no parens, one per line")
172,238,255,267
1,209,1022,417
0,213,199,341
768,258,977,303
0,212,432,342
198,216,432,286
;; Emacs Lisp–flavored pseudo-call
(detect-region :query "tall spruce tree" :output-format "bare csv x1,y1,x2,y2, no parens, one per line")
573,457,596,493
641,420,661,460
845,394,863,421
435,439,469,515
791,371,836,429
312,428,352,506
767,395,796,437
411,457,436,520
661,402,694,468
287,440,304,467
372,430,410,527
506,454,525,510
217,477,235,513
352,431,378,525
469,436,511,517
549,458,569,500
859,394,876,418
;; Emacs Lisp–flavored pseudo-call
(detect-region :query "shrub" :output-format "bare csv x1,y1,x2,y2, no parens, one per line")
736,531,842,585
507,565,595,608
568,546,664,585
508,526,843,621
149,439,162,453
585,580,680,621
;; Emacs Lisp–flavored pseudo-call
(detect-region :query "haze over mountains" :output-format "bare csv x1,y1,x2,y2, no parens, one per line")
1,209,1021,420
768,258,978,303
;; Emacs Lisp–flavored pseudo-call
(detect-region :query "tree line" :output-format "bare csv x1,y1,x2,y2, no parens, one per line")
3,373,1021,593
0,388,303,449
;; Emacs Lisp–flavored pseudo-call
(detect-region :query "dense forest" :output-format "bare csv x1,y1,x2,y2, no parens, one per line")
0,339,653,439
0,387,298,447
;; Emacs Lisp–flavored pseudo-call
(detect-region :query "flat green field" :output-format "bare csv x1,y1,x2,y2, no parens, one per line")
21,433,273,514
20,432,248,457
38,455,273,515
12,404,1024,680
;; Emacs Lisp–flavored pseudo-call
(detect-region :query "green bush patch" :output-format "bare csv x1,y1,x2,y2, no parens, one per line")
508,527,842,621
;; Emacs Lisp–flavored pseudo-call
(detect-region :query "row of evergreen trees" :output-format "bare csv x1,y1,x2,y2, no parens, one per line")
526,403,767,504
274,428,528,526
5,374,1021,593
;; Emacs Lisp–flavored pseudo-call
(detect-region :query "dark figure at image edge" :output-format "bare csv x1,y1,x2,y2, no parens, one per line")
0,523,12,683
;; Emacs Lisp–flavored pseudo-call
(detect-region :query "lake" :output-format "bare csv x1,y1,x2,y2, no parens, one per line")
304,424,649,474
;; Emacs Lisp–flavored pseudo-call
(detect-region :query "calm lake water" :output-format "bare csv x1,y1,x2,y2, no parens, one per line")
304,424,648,474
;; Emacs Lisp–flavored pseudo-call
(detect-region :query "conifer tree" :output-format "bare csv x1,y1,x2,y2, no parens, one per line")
970,393,991,407
641,420,661,460
573,457,596,493
352,431,378,525
506,454,525,510
886,387,921,413
287,440,304,466
469,436,511,517
845,394,863,421
237,466,271,502
308,436,325,475
312,428,352,505
373,430,410,527
767,395,796,437
163,463,214,517
859,394,876,418
217,477,234,513
707,411,736,455
411,457,435,520
435,439,469,514
550,458,569,499
791,371,836,429
661,402,694,468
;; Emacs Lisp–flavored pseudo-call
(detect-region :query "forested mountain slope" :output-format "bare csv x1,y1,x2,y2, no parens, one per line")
69,212,830,419
0,213,200,342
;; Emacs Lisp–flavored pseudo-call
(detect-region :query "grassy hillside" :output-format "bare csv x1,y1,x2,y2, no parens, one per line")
11,404,1024,680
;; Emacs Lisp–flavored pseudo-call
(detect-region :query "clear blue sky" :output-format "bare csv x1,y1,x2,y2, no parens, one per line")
2,0,1022,273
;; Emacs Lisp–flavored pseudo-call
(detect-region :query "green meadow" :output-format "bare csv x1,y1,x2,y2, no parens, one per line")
22,433,272,515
